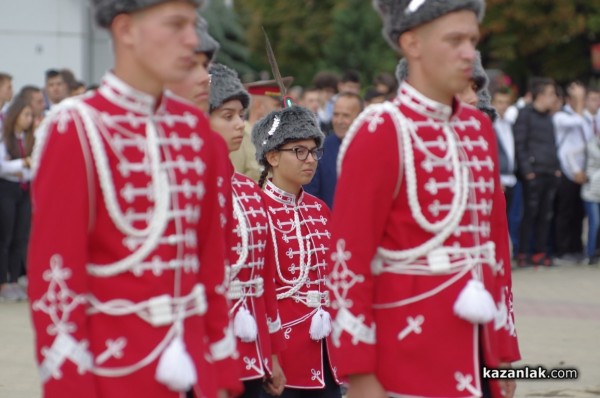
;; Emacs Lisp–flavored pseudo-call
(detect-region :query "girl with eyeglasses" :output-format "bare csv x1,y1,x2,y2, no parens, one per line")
251,106,341,398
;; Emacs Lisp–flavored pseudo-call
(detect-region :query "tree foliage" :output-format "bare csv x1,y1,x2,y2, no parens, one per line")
482,0,600,91
202,0,253,77
322,0,398,88
236,0,338,86
235,0,398,87
214,0,600,92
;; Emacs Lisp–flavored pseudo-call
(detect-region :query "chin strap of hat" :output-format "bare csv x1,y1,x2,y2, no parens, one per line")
263,26,294,109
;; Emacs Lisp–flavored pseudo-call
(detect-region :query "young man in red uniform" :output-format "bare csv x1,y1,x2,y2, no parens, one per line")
167,14,219,114
28,1,240,397
327,1,520,397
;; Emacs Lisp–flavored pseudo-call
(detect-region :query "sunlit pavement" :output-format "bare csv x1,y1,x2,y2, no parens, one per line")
512,263,600,397
1,263,599,397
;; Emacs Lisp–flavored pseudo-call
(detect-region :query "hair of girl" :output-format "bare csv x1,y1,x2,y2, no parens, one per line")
2,96,34,159
258,165,271,188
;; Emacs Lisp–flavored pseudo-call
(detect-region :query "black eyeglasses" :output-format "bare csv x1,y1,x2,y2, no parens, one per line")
278,146,324,161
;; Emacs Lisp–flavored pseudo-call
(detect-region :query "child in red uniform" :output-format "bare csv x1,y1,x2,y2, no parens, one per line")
251,106,342,398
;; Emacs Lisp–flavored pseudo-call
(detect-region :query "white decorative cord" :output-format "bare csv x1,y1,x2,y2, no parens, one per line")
402,118,466,234
31,99,78,176
92,323,177,377
376,106,469,264
74,103,171,277
267,210,312,300
229,195,250,280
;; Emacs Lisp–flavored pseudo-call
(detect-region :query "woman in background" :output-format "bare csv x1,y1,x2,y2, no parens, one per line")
0,97,34,301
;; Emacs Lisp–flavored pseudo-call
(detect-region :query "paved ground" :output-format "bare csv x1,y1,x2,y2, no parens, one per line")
0,263,599,397
511,263,600,397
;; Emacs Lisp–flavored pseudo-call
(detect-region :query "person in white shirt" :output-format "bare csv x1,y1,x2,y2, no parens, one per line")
553,82,589,263
583,87,600,138
581,87,600,264
492,87,517,214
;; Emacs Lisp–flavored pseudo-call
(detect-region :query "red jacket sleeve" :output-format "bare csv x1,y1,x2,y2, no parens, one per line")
28,109,98,397
196,127,242,393
327,108,399,377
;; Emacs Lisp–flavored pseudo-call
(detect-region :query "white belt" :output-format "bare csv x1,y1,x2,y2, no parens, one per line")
227,277,264,300
87,284,207,327
290,290,330,308
372,242,496,276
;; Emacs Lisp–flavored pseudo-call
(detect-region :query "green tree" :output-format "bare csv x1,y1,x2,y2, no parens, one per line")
323,0,399,89
236,0,399,87
236,0,337,86
202,0,253,77
481,0,600,91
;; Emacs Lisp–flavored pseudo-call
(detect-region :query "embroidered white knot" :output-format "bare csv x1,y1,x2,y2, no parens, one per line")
233,307,258,342
309,308,332,341
453,279,496,324
155,336,197,392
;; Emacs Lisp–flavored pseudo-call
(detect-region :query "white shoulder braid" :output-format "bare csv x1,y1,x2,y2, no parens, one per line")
336,101,406,200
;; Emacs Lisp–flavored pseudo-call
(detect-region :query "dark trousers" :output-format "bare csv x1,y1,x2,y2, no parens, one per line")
261,344,341,398
0,179,31,284
554,175,584,256
240,379,264,398
503,185,514,220
518,174,560,255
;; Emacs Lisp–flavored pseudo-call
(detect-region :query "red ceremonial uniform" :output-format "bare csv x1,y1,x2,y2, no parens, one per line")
28,73,240,398
227,172,284,380
328,82,520,398
261,180,340,389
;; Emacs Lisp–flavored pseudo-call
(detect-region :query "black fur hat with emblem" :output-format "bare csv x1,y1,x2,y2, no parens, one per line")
208,63,250,113
251,106,324,166
372,0,485,52
92,0,204,28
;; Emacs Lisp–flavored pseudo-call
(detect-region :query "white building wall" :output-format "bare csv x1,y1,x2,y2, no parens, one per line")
0,0,113,91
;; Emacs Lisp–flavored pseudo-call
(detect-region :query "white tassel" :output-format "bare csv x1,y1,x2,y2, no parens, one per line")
234,307,258,342
309,308,332,341
453,279,497,324
155,336,197,392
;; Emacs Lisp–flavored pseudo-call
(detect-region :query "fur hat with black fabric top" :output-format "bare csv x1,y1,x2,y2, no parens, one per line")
472,52,497,121
251,106,325,166
92,0,204,28
372,0,485,52
208,63,250,113
196,15,219,61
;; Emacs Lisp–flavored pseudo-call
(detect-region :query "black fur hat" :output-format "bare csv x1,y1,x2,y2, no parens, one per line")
208,63,249,113
472,52,497,121
251,106,325,166
92,0,203,28
372,0,485,52
196,15,219,61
